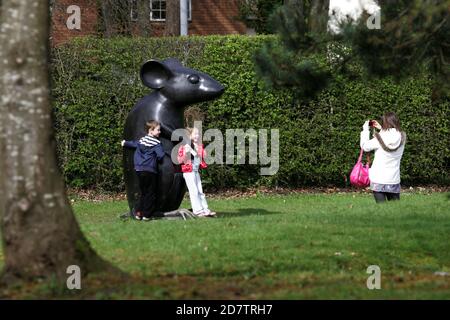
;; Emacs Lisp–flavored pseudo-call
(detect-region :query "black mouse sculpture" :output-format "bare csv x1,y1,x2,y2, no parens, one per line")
123,58,224,218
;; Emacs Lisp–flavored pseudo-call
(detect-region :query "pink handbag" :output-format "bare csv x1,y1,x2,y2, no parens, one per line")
350,149,371,188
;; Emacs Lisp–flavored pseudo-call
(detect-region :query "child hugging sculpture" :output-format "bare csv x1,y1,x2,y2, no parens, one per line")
122,120,164,221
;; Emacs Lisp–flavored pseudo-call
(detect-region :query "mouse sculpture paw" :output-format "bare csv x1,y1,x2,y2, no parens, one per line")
162,208,197,220
119,209,197,221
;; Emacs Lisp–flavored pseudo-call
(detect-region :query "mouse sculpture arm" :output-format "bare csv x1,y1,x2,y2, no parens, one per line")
160,122,179,140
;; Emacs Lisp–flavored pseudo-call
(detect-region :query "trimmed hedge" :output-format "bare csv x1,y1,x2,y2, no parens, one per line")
51,35,450,191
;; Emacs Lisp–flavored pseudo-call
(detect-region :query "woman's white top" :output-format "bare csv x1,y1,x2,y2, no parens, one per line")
360,128,405,184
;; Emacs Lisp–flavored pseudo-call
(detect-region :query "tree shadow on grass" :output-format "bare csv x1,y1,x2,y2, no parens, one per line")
217,208,283,219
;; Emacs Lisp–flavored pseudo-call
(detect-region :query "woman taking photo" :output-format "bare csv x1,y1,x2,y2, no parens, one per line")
360,112,407,203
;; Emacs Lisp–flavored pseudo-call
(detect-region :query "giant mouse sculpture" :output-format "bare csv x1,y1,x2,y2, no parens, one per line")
123,58,224,216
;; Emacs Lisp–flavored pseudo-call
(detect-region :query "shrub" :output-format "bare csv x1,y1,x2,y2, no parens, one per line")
51,35,449,191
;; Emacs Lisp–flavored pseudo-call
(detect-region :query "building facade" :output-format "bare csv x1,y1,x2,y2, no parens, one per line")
51,0,250,46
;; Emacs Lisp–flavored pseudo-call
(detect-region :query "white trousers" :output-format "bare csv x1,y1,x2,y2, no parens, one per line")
183,171,209,214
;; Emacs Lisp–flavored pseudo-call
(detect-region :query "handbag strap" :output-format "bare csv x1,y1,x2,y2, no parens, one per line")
357,148,364,162
374,131,406,152
358,148,371,166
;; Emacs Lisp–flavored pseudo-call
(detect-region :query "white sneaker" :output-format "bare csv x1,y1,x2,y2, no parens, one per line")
204,209,217,216
134,211,143,220
196,211,209,217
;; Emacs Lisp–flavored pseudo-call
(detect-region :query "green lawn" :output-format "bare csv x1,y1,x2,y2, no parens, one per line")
1,192,449,299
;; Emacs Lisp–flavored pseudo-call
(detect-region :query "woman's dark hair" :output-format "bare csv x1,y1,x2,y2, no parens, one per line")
381,112,401,131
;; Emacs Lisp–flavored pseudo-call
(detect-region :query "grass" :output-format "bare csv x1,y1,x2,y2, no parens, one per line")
0,192,449,299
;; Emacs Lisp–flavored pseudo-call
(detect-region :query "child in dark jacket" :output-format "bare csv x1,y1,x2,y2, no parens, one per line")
122,120,165,220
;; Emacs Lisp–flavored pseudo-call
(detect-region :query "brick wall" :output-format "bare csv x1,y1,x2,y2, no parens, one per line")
51,0,248,46
51,0,99,46
189,0,247,35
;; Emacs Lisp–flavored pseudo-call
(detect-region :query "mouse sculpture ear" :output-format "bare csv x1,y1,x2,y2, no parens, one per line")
140,60,173,89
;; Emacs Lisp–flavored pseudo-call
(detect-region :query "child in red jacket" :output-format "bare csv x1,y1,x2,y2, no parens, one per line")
178,127,216,217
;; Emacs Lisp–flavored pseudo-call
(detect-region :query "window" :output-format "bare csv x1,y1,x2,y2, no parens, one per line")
131,1,192,22
150,0,192,21
186,0,192,21
150,0,166,21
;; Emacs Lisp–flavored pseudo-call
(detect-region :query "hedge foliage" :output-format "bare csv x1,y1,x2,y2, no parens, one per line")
51,35,449,191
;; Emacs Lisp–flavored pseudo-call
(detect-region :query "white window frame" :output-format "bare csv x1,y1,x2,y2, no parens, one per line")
186,0,192,21
150,0,192,22
150,0,166,21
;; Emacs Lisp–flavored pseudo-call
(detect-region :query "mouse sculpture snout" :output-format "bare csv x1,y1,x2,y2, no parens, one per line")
198,74,225,101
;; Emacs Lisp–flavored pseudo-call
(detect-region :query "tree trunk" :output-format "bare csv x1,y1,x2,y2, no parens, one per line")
137,0,152,36
0,0,113,284
101,0,115,37
100,0,135,37
165,0,180,36
309,0,329,33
